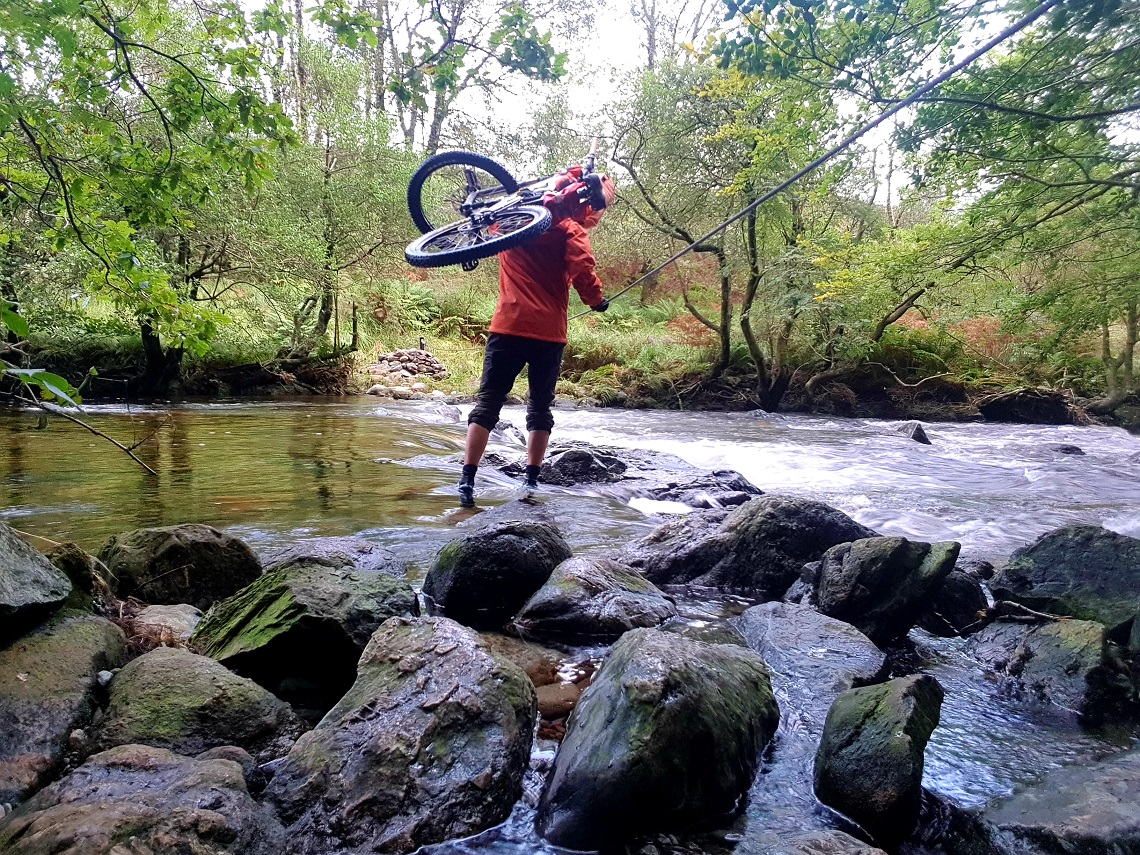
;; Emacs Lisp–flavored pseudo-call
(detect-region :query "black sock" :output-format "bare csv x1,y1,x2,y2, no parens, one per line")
460,464,478,485
524,464,541,484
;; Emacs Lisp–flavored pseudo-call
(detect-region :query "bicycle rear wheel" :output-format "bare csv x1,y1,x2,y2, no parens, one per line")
405,205,552,268
407,151,519,235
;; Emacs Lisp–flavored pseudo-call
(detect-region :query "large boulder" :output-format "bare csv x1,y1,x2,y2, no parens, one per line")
814,675,944,848
133,603,202,643
814,537,961,645
0,613,126,805
963,619,1136,722
621,496,877,598
984,748,1140,854
422,521,571,630
769,830,889,854
261,536,405,577
97,523,262,610
0,744,285,854
919,569,990,637
94,647,304,761
514,556,677,643
536,627,780,850
192,558,418,712
991,525,1140,637
265,617,535,854
0,523,71,640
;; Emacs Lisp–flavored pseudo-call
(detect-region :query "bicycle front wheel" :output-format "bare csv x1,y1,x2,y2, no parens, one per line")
407,151,519,235
405,205,552,268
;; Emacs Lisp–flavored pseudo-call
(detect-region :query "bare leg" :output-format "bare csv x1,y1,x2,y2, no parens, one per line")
527,430,550,467
464,423,491,466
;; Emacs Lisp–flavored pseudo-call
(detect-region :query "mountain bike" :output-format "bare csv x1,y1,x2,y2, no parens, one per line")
404,140,609,270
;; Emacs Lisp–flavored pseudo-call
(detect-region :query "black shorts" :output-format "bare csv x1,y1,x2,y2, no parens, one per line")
468,333,565,433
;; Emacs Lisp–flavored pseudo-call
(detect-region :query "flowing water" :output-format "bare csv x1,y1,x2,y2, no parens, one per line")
2,398,1139,852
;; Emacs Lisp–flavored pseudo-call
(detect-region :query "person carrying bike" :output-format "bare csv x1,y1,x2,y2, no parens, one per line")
457,174,616,507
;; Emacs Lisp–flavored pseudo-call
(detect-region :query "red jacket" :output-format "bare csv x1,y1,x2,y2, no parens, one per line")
490,218,605,344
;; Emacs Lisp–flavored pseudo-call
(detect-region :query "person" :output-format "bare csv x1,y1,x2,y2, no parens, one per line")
457,175,616,507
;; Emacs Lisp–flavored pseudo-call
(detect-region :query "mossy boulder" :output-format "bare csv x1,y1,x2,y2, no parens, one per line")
991,525,1140,638
514,556,677,643
94,647,304,761
264,616,536,855
536,627,780,851
815,537,961,645
422,521,571,630
814,675,944,848
192,558,418,712
0,744,285,854
620,496,877,598
919,569,990,637
97,523,261,610
0,613,126,804
0,523,71,641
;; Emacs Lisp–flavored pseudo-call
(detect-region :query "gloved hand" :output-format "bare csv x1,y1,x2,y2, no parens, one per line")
591,299,610,312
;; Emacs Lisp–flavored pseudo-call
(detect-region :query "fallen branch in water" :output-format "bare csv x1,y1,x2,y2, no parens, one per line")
960,600,1069,634
21,396,159,476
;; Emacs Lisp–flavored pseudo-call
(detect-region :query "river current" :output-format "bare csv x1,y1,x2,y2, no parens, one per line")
2,398,1138,853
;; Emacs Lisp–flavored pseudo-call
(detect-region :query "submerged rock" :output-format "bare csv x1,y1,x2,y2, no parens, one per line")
814,537,961,645
422,521,571,630
265,616,535,855
814,675,944,847
622,496,877,598
514,556,677,643
991,525,1140,637
0,523,72,640
97,523,262,610
0,744,285,854
537,627,780,850
94,647,304,761
896,421,932,444
192,558,418,711
0,613,126,805
919,570,990,637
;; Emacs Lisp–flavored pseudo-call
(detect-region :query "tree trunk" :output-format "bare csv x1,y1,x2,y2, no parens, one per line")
137,318,184,397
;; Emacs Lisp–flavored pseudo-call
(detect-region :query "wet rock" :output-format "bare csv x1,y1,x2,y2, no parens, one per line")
918,570,990,637
983,748,1140,855
769,830,888,854
814,675,944,848
476,632,562,687
192,558,418,711
963,619,1136,721
0,523,72,640
0,613,126,804
991,525,1140,637
537,628,780,850
133,603,202,642
0,744,285,854
42,543,100,597
262,536,406,577
541,448,628,485
976,388,1078,425
957,557,995,581
422,521,571,630
896,421,932,444
265,616,535,855
94,647,304,761
622,496,877,599
97,523,262,610
492,419,526,445
659,616,748,647
536,681,582,718
514,557,677,643
1053,444,1084,455
814,537,961,645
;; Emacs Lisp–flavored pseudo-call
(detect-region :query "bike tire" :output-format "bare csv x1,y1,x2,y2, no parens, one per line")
405,205,552,268
407,151,519,235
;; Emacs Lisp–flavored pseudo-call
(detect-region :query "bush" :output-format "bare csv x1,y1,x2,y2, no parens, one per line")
869,327,964,376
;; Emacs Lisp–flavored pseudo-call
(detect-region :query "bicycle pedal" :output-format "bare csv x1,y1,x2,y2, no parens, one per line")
461,259,480,272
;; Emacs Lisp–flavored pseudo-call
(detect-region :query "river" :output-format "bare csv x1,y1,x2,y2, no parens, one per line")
3,398,1138,853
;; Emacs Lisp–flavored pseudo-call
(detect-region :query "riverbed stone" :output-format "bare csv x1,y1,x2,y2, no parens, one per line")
963,618,1136,721
94,646,304,761
984,748,1140,854
514,556,678,643
262,536,405,577
990,525,1140,637
133,603,202,642
919,569,990,637
97,523,262,610
0,523,72,640
815,537,961,645
621,496,878,599
192,557,418,712
0,613,126,805
476,632,562,687
0,744,286,854
814,675,944,848
422,521,571,630
540,447,627,485
537,627,780,850
264,616,536,855
769,830,888,854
